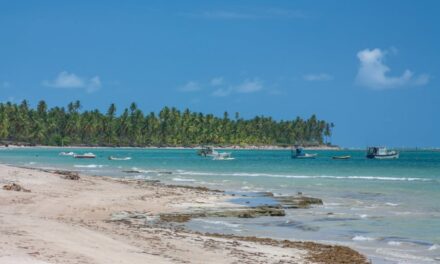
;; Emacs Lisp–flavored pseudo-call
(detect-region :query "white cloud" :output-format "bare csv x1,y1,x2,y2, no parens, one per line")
303,73,333,81
212,87,232,97
235,78,263,93
87,76,101,93
211,78,263,97
178,81,200,92
43,71,101,93
210,77,224,86
355,48,429,89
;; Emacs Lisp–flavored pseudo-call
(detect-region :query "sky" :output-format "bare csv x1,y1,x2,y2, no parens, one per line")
0,0,439,148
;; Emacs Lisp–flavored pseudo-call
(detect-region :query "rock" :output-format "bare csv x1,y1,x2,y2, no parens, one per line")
122,170,142,173
2,183,31,192
274,196,323,209
160,213,205,223
159,205,286,223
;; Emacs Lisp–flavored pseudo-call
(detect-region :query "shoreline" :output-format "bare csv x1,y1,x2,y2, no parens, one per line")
0,163,367,264
0,144,341,150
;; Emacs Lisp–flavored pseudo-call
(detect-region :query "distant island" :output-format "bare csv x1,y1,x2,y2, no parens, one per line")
0,100,334,148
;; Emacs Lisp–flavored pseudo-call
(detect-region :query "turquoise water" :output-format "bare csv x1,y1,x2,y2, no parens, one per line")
1,148,439,263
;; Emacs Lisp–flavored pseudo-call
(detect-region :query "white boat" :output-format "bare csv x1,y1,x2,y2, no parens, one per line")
59,151,76,156
366,147,399,159
212,152,235,160
291,147,317,159
108,156,132,161
332,155,351,160
74,152,96,159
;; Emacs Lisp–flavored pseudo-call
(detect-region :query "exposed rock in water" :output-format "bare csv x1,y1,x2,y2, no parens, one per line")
213,205,286,218
122,170,142,173
54,170,80,180
160,213,200,223
166,184,223,193
274,196,323,209
159,205,285,223
2,183,31,192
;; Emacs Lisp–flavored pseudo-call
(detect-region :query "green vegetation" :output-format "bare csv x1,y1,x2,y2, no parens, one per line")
0,100,334,147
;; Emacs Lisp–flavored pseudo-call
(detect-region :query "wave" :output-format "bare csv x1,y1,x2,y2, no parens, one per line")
387,241,402,246
429,244,439,251
172,177,195,182
192,219,240,228
175,170,432,182
358,214,369,219
74,164,105,168
352,235,376,241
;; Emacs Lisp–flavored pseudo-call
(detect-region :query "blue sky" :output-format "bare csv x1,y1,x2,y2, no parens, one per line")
0,1,439,147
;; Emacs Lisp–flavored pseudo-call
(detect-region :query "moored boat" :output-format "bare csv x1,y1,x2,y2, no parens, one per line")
197,146,215,157
212,152,234,160
108,156,131,161
59,151,76,156
332,155,351,160
74,152,96,159
291,147,317,159
366,147,399,159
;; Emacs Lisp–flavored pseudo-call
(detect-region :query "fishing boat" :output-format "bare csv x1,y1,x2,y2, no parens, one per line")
212,152,234,160
108,156,132,161
291,147,317,159
332,155,351,160
366,147,399,159
73,152,96,159
59,151,76,156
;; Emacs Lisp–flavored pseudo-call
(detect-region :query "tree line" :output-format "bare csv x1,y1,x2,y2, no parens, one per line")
0,100,334,147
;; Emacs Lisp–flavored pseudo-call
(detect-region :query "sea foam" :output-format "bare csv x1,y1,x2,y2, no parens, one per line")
352,235,375,241
74,164,105,168
172,177,195,182
174,170,431,182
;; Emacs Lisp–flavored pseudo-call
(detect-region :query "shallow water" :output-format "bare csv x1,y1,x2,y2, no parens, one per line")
1,147,439,263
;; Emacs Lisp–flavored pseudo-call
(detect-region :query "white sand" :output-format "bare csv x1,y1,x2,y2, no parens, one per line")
0,164,311,264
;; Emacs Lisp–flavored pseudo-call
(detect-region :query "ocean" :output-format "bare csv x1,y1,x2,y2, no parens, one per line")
1,147,439,263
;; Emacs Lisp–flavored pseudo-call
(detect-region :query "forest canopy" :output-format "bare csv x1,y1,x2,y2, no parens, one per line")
0,100,334,147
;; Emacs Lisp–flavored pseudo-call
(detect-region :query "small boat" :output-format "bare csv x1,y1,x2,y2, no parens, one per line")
212,152,235,160
59,151,76,156
74,152,96,159
366,147,399,159
197,146,215,157
332,155,351,160
291,147,317,159
108,156,132,161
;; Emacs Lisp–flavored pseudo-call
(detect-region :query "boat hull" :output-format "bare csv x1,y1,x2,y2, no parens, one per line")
292,154,317,159
332,156,351,160
366,153,399,159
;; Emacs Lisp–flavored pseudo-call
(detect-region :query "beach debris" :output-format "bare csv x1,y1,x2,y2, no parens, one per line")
2,183,31,192
54,170,80,180
202,233,369,264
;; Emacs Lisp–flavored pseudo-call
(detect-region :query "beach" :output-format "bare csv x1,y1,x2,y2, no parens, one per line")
0,163,366,264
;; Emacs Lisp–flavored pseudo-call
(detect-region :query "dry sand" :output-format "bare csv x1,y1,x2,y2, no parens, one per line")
0,164,366,264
